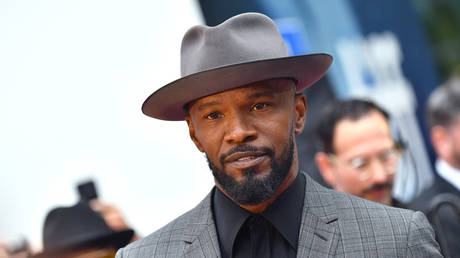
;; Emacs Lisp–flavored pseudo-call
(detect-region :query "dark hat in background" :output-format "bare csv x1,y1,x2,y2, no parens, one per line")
33,202,133,258
142,12,333,121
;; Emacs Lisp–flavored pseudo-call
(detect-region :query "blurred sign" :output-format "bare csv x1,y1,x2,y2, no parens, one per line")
275,17,310,55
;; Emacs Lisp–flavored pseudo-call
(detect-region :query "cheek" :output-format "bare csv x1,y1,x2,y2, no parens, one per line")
388,173,396,183
336,169,367,193
256,115,292,143
194,124,226,161
453,132,460,151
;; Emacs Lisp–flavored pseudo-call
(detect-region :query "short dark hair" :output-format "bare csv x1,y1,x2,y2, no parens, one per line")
426,76,460,129
315,99,390,153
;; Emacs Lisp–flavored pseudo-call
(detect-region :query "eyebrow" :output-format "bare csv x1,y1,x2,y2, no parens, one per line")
247,91,276,99
195,90,278,111
196,101,221,111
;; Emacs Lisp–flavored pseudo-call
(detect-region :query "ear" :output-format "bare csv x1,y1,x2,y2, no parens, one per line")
185,115,205,152
315,152,337,187
431,125,450,159
293,94,307,135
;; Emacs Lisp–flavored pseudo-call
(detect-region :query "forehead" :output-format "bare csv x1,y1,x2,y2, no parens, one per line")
333,111,393,156
187,78,295,110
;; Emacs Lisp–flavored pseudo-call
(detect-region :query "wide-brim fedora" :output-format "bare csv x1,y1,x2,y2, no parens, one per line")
32,202,134,258
142,12,332,121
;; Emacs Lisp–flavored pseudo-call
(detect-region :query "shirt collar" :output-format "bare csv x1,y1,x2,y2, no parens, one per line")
436,159,460,191
262,172,305,249
213,172,305,256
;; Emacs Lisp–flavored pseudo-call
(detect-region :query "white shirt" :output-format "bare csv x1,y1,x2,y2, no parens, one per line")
436,159,460,191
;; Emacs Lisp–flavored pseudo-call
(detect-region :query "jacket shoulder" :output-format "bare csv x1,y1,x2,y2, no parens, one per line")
328,188,442,257
116,192,213,258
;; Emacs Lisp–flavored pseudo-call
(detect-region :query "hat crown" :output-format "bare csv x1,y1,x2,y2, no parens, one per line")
180,13,288,77
141,12,332,121
42,202,113,251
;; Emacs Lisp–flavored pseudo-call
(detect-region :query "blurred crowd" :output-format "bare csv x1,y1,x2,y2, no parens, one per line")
312,75,460,257
1,181,139,258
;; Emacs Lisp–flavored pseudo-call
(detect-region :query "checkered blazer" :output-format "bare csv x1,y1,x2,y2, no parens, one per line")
116,172,442,257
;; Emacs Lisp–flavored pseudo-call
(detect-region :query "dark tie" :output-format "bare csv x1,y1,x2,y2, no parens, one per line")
234,215,270,258
249,215,271,257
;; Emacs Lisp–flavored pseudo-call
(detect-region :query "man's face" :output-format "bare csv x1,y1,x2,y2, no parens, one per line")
327,111,398,205
186,79,306,205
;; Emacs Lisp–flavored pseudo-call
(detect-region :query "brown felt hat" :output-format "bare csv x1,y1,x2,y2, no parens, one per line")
142,12,332,121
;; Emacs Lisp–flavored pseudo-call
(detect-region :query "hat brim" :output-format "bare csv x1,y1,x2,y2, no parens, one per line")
142,53,332,121
32,229,134,258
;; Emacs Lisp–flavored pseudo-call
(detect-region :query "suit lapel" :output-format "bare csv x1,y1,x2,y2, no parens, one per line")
296,173,339,258
182,189,221,258
184,224,221,258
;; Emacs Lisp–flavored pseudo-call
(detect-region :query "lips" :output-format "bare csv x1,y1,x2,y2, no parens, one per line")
224,151,268,170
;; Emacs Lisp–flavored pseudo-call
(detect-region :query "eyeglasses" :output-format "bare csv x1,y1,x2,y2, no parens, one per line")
328,144,404,181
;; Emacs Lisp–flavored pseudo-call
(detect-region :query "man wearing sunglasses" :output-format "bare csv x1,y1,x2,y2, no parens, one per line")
315,99,404,207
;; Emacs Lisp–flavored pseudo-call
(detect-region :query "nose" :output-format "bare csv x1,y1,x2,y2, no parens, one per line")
223,114,257,144
369,159,389,183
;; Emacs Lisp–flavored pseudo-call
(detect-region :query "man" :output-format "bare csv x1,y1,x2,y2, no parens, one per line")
314,99,404,207
32,201,135,258
409,76,460,257
117,13,441,257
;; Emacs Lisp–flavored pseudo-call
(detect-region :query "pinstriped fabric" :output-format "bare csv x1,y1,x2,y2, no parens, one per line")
309,173,443,258
406,211,445,257
116,172,442,257
296,174,339,258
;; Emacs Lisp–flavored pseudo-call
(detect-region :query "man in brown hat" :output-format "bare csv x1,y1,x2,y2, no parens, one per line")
116,13,442,257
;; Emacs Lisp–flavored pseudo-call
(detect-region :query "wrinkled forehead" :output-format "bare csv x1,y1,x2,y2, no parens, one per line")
185,78,296,111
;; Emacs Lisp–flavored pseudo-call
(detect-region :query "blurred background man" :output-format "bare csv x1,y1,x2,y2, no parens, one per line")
314,99,404,207
32,201,135,258
409,76,460,257
29,180,139,258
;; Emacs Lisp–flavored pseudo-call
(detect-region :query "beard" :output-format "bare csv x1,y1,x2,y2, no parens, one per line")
206,135,294,205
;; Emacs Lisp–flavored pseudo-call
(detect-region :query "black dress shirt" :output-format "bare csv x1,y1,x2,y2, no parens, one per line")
213,173,306,258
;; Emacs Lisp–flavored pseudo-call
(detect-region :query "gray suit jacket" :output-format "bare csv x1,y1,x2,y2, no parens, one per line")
116,172,442,257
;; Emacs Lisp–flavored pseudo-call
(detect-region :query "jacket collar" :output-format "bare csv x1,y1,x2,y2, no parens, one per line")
296,172,339,257
180,188,221,257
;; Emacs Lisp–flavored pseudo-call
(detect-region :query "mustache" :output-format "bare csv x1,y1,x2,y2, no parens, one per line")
362,182,393,195
219,145,274,164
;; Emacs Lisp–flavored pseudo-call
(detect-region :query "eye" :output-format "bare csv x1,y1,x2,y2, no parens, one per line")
251,103,268,111
205,112,222,120
349,157,369,170
379,149,400,163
